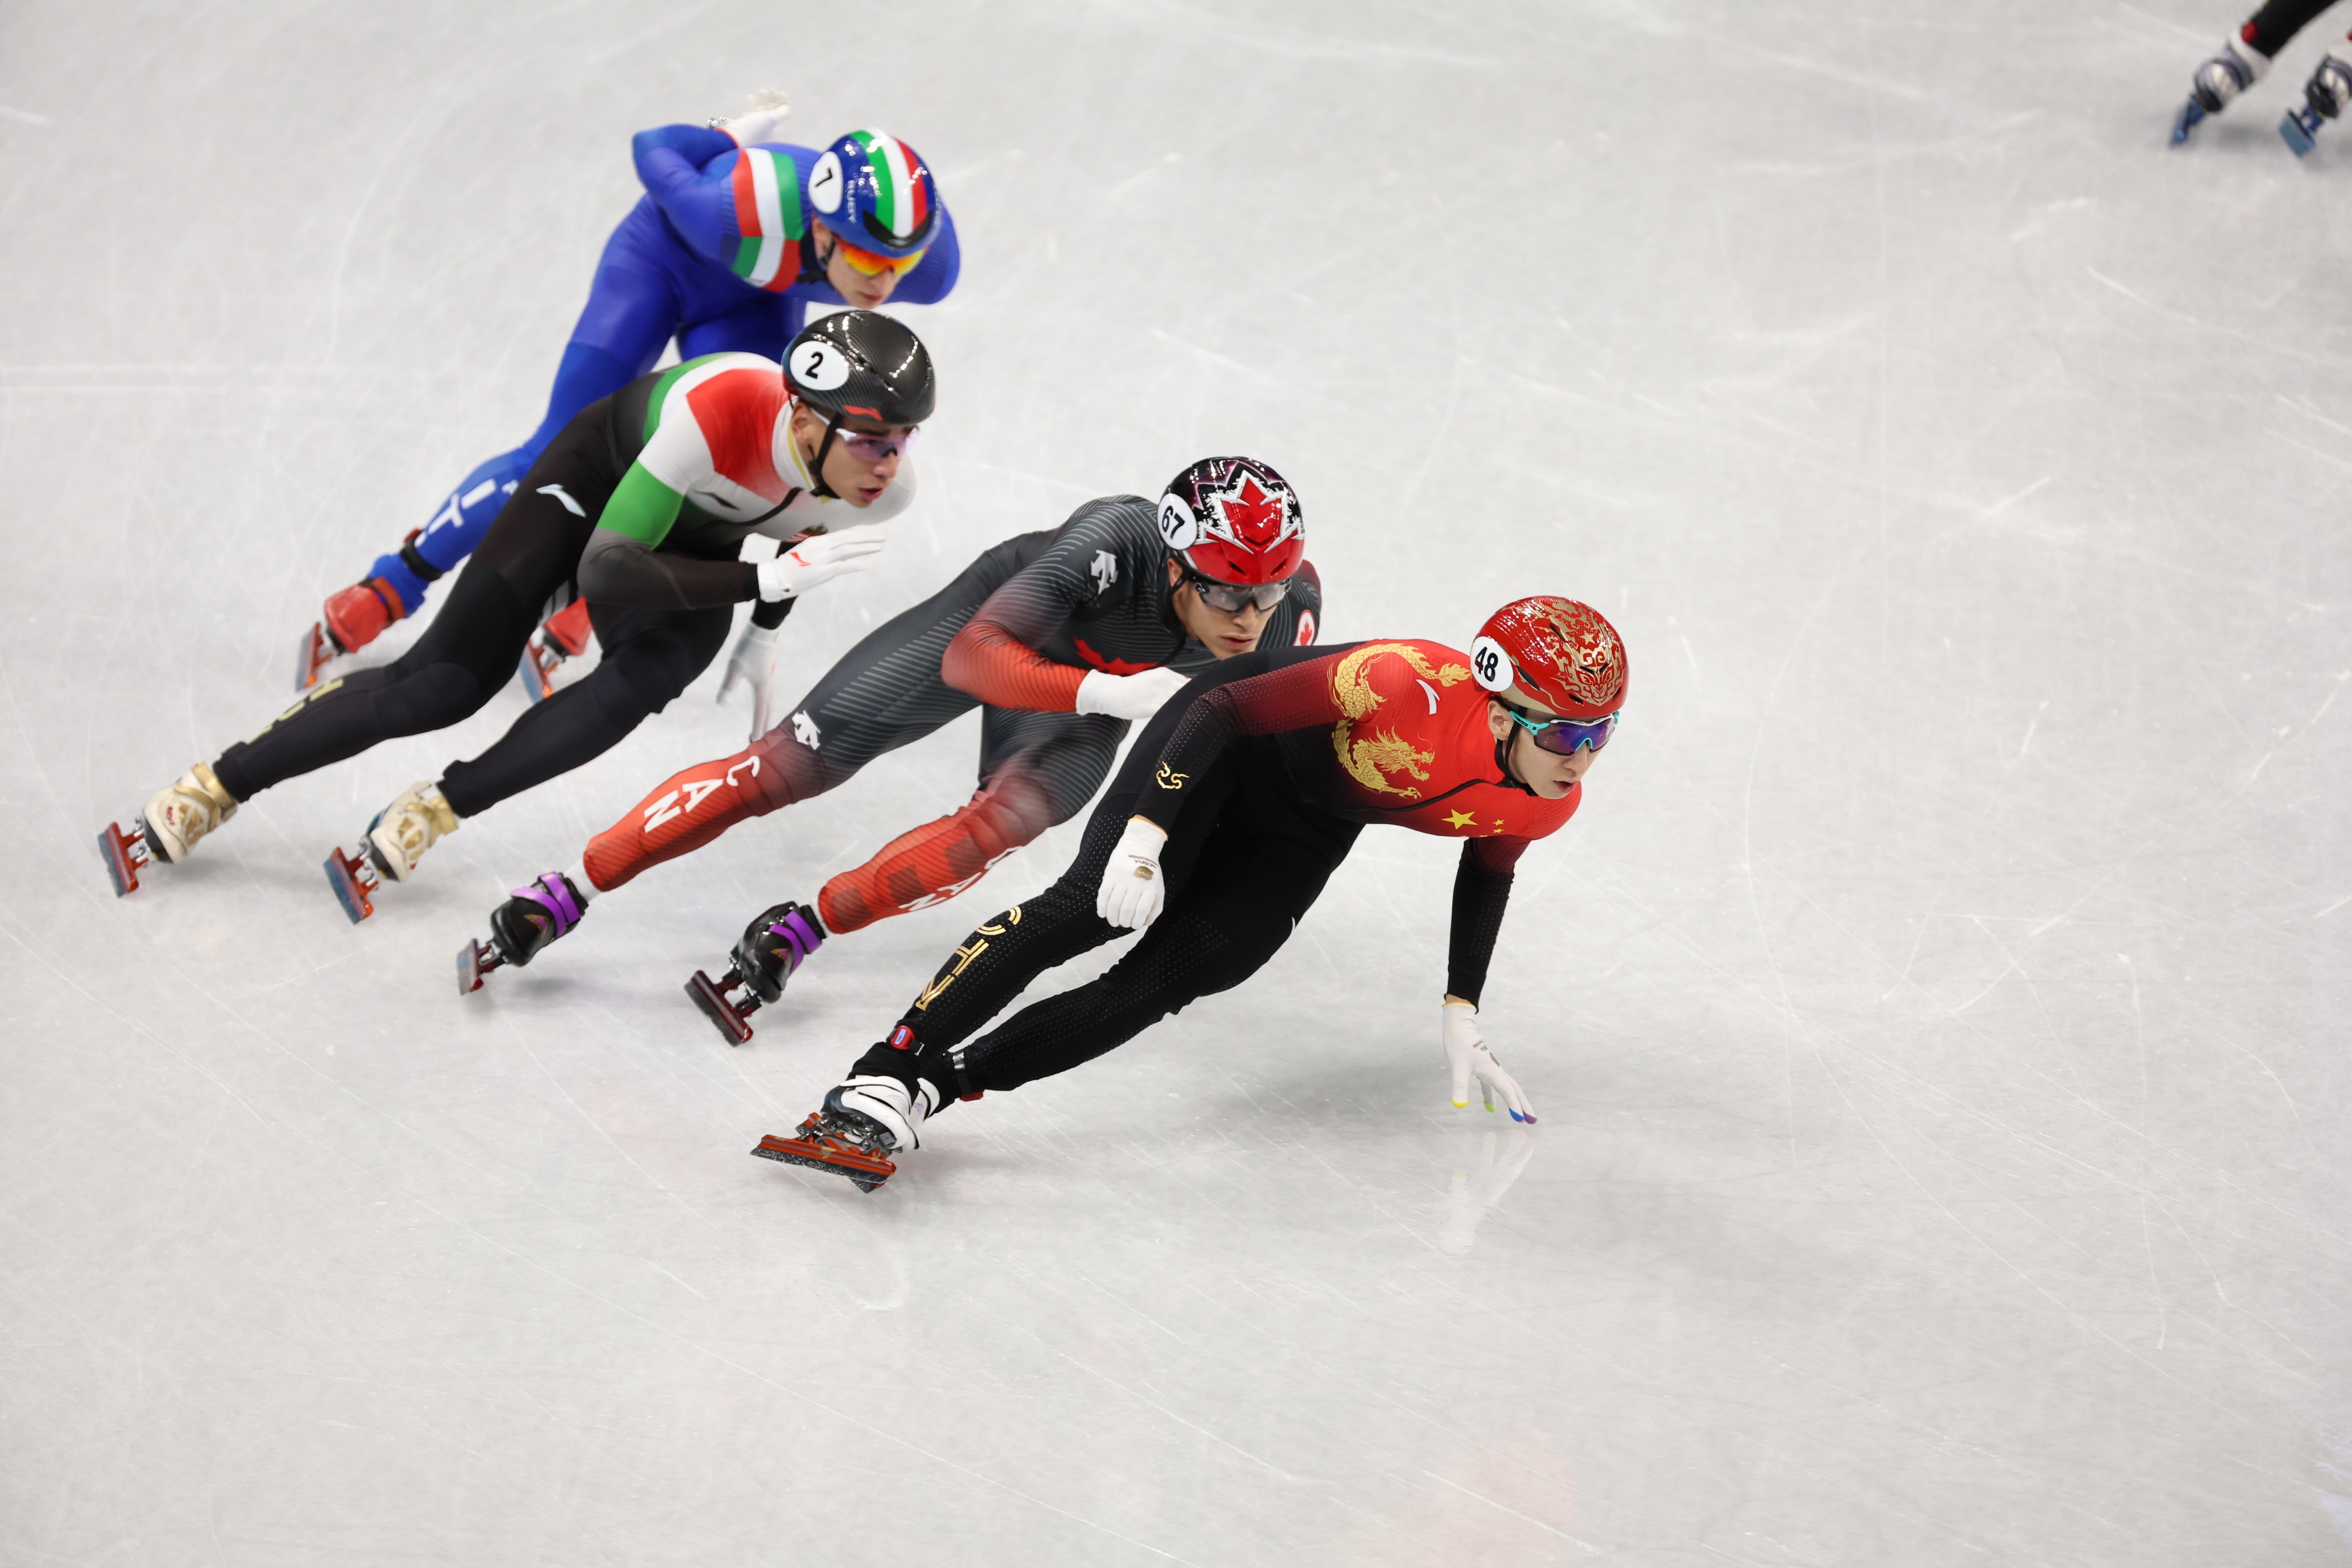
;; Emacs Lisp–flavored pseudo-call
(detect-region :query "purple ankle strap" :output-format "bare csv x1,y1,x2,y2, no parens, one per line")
768,906,823,973
513,873,583,934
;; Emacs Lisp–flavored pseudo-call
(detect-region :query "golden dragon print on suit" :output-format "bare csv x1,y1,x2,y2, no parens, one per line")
1328,642,1472,799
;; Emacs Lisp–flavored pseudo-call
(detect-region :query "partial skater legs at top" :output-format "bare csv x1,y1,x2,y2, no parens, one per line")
2169,0,2352,152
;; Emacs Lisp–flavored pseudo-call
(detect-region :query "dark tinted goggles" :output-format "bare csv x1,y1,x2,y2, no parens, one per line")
1181,563,1290,614
1503,704,1618,756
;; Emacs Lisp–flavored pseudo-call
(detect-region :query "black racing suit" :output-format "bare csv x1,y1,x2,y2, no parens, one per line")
578,495,1325,938
212,374,800,816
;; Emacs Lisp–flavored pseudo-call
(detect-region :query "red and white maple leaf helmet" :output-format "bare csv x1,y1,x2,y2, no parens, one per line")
1155,456,1306,585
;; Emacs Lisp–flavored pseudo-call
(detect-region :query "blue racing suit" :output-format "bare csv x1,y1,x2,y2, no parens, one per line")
358,123,960,617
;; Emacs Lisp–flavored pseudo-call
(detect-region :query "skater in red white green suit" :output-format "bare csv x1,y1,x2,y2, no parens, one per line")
99,312,929,915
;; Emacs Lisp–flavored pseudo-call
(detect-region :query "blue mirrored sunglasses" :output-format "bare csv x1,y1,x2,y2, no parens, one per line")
1502,704,1617,756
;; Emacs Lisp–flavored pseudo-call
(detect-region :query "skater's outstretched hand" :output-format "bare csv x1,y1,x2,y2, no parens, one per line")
757,530,886,601
719,89,791,148
1073,665,1191,722
1442,1001,1534,1123
717,620,783,740
1097,817,1168,929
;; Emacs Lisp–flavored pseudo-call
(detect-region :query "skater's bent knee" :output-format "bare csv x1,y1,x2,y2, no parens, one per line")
377,662,501,733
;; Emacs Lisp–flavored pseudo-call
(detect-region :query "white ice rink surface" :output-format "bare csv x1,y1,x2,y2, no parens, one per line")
4,2,2350,1562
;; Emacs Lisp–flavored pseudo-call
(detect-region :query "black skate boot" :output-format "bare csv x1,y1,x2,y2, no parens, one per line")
686,900,823,1045
2283,54,2352,155
456,872,586,995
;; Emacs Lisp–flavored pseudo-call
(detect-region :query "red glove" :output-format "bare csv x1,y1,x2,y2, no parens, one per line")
541,596,594,658
322,578,403,654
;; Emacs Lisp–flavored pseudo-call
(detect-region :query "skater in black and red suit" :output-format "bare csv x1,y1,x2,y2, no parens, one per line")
751,593,1630,1193
458,456,1323,1020
2170,0,2352,151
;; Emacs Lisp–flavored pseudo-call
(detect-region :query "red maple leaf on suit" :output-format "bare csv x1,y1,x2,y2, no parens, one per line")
1073,637,1160,675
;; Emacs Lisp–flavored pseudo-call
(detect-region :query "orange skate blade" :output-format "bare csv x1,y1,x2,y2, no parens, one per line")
517,640,559,704
323,845,380,924
752,1125,895,1192
98,820,152,897
295,621,338,692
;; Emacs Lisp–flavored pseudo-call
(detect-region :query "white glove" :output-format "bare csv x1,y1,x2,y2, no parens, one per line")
716,619,782,740
1073,665,1191,722
719,89,791,147
1096,817,1169,929
1443,1002,1535,1123
756,530,885,602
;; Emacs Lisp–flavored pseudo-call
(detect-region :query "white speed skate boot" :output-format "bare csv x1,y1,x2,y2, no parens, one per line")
753,1062,946,1193
323,780,458,924
103,762,239,896
2174,34,2270,143
143,763,238,863
365,780,459,882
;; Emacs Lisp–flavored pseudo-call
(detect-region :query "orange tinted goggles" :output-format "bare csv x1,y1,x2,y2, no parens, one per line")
828,231,929,279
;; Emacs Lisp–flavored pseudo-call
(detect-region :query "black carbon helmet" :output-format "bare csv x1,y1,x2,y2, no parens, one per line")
783,309,935,426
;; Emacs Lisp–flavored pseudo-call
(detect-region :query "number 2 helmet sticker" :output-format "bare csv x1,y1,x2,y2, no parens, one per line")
780,311,938,426
791,341,851,392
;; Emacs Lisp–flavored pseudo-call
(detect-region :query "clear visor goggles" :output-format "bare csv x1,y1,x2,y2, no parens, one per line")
829,423,920,463
1502,703,1618,756
1180,561,1291,614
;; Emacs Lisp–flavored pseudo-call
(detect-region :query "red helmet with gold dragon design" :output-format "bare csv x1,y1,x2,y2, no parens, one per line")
1469,596,1628,720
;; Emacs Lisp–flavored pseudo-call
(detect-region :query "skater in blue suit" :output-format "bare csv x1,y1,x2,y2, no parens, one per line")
297,96,959,688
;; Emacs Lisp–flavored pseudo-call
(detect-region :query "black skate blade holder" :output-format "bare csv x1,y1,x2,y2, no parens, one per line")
98,820,155,897
456,936,506,996
686,964,763,1045
323,844,382,924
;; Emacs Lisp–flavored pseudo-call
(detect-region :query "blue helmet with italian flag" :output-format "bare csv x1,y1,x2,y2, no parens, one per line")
808,129,939,260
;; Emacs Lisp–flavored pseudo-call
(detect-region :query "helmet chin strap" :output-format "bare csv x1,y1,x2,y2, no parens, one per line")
1157,554,1189,633
1492,701,1539,795
805,412,844,500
